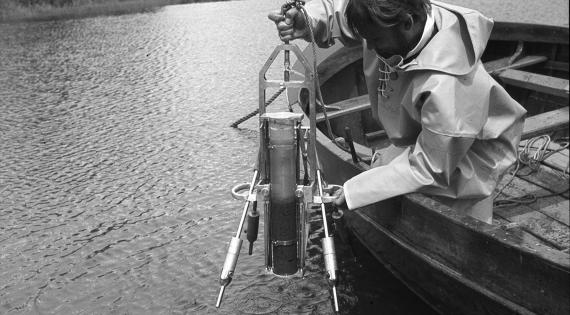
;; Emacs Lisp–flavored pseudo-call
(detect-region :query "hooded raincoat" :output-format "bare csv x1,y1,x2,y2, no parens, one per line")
304,0,526,219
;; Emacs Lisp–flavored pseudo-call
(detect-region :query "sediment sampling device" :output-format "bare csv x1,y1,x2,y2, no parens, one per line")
215,1,342,312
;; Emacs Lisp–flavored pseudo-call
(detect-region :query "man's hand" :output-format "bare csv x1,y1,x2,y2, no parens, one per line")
332,187,348,209
267,7,309,42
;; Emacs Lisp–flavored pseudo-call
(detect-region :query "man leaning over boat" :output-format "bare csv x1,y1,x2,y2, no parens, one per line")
268,0,526,224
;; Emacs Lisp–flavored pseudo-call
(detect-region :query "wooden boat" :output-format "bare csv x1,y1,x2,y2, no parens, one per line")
289,13,569,315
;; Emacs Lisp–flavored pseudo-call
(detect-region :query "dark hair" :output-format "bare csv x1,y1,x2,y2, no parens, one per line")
346,0,431,36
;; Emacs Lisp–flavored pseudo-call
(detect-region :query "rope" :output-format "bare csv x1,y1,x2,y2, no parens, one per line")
230,87,286,128
299,7,334,140
493,135,569,208
494,188,569,209
298,5,363,162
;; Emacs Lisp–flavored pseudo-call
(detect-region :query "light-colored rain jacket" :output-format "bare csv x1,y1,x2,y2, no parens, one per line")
304,0,527,210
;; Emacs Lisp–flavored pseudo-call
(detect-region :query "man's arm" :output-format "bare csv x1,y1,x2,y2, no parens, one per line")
343,130,475,209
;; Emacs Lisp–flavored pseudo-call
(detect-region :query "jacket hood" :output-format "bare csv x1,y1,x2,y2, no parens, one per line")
402,0,494,75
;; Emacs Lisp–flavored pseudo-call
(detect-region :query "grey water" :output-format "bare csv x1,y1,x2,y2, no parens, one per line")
0,0,438,314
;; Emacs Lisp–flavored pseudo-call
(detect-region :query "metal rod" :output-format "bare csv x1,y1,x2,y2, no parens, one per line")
235,170,259,238
263,188,271,269
332,285,339,312
296,189,306,273
316,169,329,237
284,48,290,82
317,169,340,312
216,170,258,309
215,285,225,308
217,236,242,308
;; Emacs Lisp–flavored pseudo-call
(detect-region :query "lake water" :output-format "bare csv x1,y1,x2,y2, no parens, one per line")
0,1,438,314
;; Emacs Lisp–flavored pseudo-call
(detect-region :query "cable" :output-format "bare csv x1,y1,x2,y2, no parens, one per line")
493,135,569,207
297,4,364,162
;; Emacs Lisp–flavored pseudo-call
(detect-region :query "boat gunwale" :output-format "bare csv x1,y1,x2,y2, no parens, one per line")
490,21,569,44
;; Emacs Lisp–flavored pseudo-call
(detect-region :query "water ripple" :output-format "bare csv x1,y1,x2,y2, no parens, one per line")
0,0,441,314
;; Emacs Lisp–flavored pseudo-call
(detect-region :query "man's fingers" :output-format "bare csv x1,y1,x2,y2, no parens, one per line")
276,20,293,31
284,7,299,20
270,7,305,42
280,31,306,42
267,11,285,23
332,189,348,209
280,34,295,42
334,196,347,208
279,27,295,36
276,20,300,41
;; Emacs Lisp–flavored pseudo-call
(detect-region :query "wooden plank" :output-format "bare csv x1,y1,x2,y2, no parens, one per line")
544,61,570,73
514,156,570,199
484,55,548,75
316,94,370,122
522,107,570,140
493,153,570,249
542,146,569,174
364,129,387,142
394,194,570,315
495,176,569,226
543,153,569,173
498,69,569,99
541,200,570,226
516,167,569,200
492,213,562,249
490,22,570,45
495,207,569,250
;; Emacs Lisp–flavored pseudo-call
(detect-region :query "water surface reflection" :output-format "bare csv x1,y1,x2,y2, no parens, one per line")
0,1,437,314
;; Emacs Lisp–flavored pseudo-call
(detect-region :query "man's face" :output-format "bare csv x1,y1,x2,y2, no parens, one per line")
357,21,411,58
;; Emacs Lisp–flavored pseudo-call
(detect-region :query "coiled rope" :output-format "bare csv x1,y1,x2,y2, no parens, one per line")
493,135,569,208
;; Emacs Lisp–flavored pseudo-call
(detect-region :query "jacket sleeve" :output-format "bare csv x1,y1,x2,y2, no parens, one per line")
343,126,475,210
304,0,359,47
